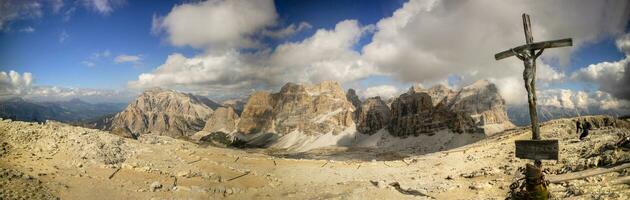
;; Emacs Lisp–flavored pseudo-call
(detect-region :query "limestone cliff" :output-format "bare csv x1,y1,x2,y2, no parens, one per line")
109,88,216,138
356,97,390,135
388,80,513,137
238,81,355,136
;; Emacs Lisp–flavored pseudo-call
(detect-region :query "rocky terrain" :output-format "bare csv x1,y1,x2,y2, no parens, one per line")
109,88,220,139
1,115,629,199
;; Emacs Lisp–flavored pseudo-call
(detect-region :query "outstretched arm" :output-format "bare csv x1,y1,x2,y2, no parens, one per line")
534,48,545,59
511,48,525,60
534,43,550,59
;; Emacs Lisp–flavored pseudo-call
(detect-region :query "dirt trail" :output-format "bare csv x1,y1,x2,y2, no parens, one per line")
1,116,629,199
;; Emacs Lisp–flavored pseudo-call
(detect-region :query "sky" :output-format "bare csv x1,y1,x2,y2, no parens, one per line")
1,0,629,114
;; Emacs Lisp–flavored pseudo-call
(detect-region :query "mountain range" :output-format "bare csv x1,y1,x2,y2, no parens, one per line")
7,80,621,153
0,97,126,123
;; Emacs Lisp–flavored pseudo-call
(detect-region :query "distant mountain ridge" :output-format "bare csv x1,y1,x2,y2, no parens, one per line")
507,105,625,126
0,97,126,123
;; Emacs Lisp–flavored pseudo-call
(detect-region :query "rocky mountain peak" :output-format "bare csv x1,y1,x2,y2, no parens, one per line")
109,88,216,138
346,88,362,120
408,84,424,94
237,81,354,137
356,97,391,135
388,80,513,137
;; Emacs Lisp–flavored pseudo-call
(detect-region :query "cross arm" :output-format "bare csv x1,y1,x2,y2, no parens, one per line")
494,38,572,60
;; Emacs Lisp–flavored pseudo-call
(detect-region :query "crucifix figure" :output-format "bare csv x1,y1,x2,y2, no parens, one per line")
495,13,572,199
495,14,572,140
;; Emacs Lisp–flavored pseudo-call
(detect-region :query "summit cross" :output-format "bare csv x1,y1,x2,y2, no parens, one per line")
495,13,572,199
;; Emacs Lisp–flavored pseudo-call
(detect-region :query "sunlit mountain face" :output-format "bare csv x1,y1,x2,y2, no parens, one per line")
1,1,630,199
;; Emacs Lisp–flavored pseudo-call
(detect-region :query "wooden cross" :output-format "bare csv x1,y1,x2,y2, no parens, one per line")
496,13,573,165
495,13,572,198
495,13,572,143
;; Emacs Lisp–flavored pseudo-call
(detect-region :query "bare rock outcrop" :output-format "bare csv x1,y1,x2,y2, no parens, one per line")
238,81,355,136
222,99,246,115
346,89,362,119
449,80,513,133
191,107,240,141
202,107,239,133
356,97,391,135
110,88,216,139
388,80,513,137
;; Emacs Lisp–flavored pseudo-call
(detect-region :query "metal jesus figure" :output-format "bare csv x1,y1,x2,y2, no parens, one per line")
495,14,572,139
495,13,572,199
511,43,545,138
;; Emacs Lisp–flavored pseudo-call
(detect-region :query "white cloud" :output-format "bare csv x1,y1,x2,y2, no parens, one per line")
0,0,42,31
153,0,277,50
0,70,135,103
262,22,312,39
114,54,142,66
81,50,110,67
617,33,630,55
81,61,95,67
268,20,376,85
26,86,136,103
359,85,401,99
0,70,33,98
90,49,111,59
571,33,630,101
538,88,630,112
362,0,629,104
136,0,629,105
82,0,126,15
131,19,375,96
59,29,69,43
50,0,64,13
19,26,34,32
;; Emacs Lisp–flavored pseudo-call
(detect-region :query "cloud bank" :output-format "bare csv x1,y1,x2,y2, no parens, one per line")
132,0,630,107
0,70,135,103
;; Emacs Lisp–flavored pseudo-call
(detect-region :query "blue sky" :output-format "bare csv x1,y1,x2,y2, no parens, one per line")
0,0,406,89
1,0,629,111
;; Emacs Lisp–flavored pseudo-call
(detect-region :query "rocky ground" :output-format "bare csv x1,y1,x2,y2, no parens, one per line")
1,116,629,199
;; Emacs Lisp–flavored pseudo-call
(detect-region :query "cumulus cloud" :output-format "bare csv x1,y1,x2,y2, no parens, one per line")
571,33,630,101
538,88,630,113
262,22,313,39
135,0,629,105
268,20,376,85
362,0,629,104
359,85,401,100
0,70,135,103
152,0,277,50
114,54,142,66
0,71,33,98
131,19,375,96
